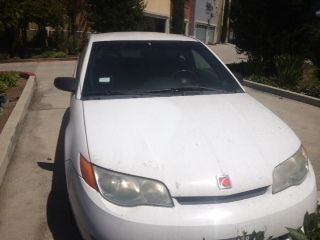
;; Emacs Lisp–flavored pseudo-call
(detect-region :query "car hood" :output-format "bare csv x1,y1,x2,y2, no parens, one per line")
83,93,300,196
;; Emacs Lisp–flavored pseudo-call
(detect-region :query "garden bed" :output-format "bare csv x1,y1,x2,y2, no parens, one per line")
0,73,26,133
227,62,320,99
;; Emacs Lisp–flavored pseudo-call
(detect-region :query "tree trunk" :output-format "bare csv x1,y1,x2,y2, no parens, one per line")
171,0,185,34
38,25,48,48
221,0,230,43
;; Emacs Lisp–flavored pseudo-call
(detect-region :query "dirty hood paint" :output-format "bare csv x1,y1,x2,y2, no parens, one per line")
83,93,300,196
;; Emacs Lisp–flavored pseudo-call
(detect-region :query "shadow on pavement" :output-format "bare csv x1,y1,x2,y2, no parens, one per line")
37,162,54,171
47,108,83,240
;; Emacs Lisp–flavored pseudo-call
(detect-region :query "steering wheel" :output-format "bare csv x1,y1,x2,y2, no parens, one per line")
171,69,198,84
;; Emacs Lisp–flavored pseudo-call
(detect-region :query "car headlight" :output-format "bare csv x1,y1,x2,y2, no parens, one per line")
93,165,174,207
272,146,309,194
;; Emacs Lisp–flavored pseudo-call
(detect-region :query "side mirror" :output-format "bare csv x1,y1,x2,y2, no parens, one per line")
232,72,244,84
54,77,77,92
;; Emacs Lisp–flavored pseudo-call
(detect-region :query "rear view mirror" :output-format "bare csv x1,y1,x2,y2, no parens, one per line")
232,72,244,84
54,77,77,92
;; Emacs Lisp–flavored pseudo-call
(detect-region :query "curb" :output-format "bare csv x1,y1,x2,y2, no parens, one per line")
0,57,78,64
243,80,320,107
0,74,35,186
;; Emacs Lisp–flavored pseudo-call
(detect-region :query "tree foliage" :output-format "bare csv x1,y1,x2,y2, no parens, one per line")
63,0,86,35
86,0,145,32
0,0,23,53
22,0,65,28
230,0,320,65
0,0,21,32
23,0,65,47
171,0,185,34
0,0,65,52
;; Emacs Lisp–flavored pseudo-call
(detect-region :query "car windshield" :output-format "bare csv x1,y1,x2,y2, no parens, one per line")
82,41,243,98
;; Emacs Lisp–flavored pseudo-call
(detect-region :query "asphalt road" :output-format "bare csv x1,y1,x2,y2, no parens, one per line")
0,59,319,240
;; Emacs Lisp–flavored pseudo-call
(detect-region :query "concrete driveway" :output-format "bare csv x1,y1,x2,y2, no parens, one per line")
0,59,319,239
0,61,79,240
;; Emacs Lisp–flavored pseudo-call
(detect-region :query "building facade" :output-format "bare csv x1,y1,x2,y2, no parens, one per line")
26,1,227,44
143,0,171,33
185,0,226,44
184,0,195,36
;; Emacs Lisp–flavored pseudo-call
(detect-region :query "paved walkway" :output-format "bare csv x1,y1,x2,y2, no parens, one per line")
209,43,248,64
0,61,79,240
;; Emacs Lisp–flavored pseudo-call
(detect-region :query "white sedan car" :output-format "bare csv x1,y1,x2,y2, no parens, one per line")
54,32,317,240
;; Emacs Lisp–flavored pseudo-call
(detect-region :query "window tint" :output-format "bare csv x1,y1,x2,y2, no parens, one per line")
82,41,242,97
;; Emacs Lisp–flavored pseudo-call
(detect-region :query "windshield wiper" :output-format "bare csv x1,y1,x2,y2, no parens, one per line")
84,90,145,97
84,86,235,98
145,86,229,94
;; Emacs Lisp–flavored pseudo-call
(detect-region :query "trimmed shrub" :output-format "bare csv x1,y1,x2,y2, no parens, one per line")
274,55,304,87
51,51,68,58
0,53,10,60
32,51,67,58
246,62,320,98
248,74,277,86
0,81,8,93
247,55,269,76
0,72,20,88
295,63,320,98
65,37,81,55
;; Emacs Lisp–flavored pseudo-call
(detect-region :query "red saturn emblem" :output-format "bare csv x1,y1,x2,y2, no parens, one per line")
217,175,232,189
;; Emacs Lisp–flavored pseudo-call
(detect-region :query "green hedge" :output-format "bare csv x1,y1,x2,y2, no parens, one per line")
32,51,68,59
228,60,320,99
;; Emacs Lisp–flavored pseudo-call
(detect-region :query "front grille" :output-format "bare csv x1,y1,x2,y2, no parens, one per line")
175,186,269,205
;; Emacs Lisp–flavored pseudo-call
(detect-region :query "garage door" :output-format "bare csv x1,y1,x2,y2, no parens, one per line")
207,26,215,44
195,24,206,43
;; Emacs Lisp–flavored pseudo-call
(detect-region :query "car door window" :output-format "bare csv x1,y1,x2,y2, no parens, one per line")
192,50,211,70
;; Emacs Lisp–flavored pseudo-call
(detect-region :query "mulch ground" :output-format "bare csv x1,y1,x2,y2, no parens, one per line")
0,79,26,133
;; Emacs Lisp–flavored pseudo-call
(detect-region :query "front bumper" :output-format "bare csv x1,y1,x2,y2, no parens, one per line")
67,163,317,240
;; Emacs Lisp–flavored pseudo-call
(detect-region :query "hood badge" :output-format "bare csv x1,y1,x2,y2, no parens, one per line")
217,175,232,189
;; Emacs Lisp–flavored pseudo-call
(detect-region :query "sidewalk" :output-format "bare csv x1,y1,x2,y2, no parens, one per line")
208,43,248,64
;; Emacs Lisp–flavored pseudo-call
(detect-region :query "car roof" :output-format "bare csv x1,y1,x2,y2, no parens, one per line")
90,32,198,42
